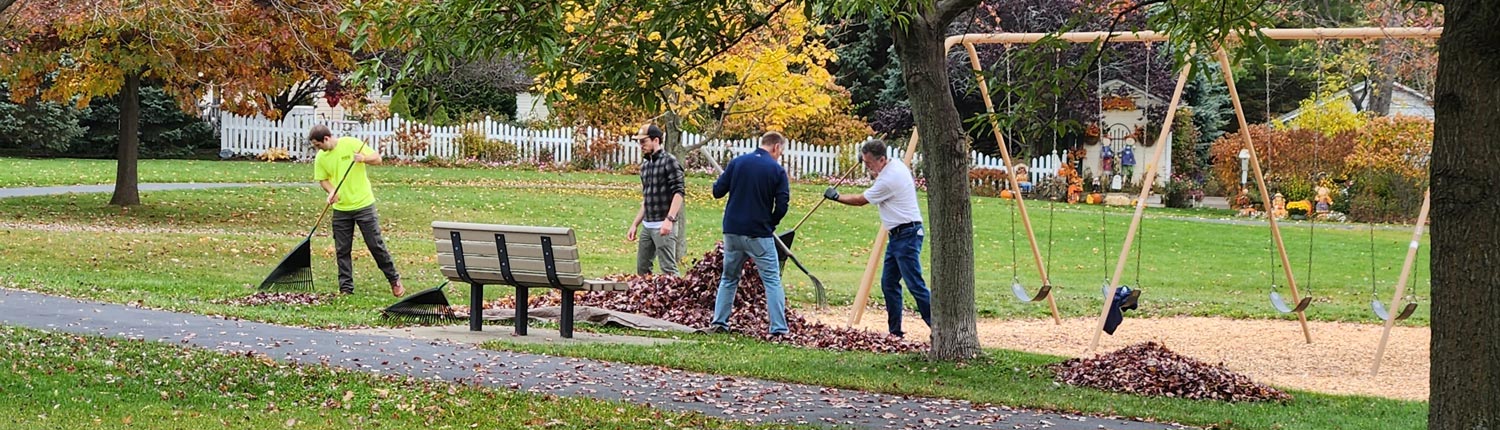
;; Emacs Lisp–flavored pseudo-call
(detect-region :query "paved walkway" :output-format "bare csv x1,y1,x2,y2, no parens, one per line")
0,182,306,198
0,289,1183,430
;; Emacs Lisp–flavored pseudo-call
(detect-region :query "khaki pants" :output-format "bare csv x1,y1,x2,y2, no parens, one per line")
636,214,684,276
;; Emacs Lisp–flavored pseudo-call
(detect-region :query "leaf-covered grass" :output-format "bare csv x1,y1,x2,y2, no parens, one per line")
0,157,1431,428
0,325,799,430
487,334,1426,430
0,157,1431,326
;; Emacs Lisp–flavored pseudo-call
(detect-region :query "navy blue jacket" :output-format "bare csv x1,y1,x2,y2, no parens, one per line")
712,147,789,238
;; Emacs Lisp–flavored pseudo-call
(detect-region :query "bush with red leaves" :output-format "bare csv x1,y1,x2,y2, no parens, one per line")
481,244,926,354
1050,342,1292,403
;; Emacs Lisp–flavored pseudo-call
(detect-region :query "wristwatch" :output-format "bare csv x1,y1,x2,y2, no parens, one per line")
666,214,678,222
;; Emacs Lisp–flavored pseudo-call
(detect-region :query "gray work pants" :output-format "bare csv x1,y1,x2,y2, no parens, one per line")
332,204,401,292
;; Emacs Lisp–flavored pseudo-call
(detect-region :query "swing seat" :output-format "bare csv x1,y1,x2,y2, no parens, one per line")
1100,283,1141,311
1011,282,1052,302
1270,291,1312,313
1372,300,1419,321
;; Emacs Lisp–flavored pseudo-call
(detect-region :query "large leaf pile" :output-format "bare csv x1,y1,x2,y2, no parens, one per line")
483,244,926,354
1050,342,1292,402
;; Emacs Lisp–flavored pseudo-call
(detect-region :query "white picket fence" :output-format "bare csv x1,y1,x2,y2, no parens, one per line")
220,106,1062,182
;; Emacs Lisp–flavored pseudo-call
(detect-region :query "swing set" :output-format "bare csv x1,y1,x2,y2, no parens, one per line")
840,26,1438,374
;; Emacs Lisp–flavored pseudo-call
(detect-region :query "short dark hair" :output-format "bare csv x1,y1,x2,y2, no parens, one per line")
860,140,888,159
760,131,786,148
641,124,664,140
308,124,333,143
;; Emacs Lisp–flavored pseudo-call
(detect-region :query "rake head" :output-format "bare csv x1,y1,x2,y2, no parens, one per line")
381,282,456,323
259,239,314,292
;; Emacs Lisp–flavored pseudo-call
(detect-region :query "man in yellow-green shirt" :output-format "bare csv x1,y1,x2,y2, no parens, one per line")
310,124,404,297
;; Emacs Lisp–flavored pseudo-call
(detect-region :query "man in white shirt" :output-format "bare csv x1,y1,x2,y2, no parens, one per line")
823,140,931,338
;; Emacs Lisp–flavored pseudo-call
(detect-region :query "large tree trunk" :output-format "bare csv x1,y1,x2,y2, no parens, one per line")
1369,44,1398,116
1429,1,1499,428
109,72,142,206
892,15,982,361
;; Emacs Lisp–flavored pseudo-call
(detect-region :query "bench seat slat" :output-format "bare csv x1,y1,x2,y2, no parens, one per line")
436,253,582,276
434,240,579,260
438,268,585,287
583,279,629,291
433,222,576,246
438,267,628,291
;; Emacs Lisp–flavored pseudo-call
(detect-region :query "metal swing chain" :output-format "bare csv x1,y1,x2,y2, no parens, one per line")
1134,42,1151,288
1098,51,1110,283
1263,48,1279,294
1006,45,1021,281
1370,221,1379,298
1410,237,1423,303
1046,47,1060,272
1305,40,1326,297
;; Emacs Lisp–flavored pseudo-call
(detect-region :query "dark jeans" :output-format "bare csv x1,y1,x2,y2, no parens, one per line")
332,204,400,292
883,222,932,337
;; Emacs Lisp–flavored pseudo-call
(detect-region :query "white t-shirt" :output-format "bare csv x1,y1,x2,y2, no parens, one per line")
863,158,923,229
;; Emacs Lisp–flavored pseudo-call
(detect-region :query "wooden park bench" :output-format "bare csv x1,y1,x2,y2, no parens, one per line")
433,221,629,338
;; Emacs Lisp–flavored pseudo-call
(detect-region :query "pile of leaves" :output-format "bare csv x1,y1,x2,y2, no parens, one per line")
220,292,328,306
479,244,926,354
1050,342,1292,403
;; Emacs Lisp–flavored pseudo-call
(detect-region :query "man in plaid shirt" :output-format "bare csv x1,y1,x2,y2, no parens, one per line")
627,124,687,275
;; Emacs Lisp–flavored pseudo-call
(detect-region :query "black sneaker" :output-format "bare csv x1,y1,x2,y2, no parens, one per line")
703,325,732,334
338,288,355,295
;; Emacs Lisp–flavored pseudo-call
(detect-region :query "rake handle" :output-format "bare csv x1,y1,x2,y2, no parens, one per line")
789,162,864,233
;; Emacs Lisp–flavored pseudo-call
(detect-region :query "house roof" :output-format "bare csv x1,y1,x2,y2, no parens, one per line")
1276,81,1433,123
1101,78,1167,106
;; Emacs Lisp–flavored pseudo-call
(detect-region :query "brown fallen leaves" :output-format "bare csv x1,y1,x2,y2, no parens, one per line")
1050,342,1292,402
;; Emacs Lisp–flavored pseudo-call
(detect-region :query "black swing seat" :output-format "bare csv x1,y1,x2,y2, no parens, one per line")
1100,283,1141,310
1372,299,1418,321
1011,282,1052,302
1270,291,1312,313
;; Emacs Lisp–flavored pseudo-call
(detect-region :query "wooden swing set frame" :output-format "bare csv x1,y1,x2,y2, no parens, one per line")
843,26,1440,375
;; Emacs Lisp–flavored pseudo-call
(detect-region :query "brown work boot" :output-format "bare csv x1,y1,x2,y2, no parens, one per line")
390,280,405,297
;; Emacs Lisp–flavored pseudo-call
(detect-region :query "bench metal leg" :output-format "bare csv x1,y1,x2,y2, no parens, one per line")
560,289,574,338
469,283,483,332
515,286,528,336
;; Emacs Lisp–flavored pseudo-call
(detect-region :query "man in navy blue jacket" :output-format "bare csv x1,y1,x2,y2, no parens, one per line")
708,131,791,336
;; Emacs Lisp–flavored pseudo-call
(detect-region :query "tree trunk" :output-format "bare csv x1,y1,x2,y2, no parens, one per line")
109,72,142,207
1430,1,1499,428
1370,42,1398,116
892,16,982,361
660,89,685,156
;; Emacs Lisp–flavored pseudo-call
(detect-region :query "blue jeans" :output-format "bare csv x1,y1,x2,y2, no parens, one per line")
712,234,788,334
883,222,932,337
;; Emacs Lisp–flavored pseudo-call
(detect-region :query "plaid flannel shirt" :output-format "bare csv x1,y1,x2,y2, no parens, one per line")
640,150,685,223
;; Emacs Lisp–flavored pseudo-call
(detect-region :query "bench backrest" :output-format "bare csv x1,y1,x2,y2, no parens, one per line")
433,221,585,288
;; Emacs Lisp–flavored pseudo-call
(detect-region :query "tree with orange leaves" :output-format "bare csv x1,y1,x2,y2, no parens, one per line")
0,0,353,205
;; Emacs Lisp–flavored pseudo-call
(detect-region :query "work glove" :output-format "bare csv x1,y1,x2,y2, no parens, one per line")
823,186,840,201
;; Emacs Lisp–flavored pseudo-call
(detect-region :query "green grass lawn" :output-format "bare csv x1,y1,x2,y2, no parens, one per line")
0,325,796,430
0,157,1431,326
0,157,1431,429
488,334,1426,430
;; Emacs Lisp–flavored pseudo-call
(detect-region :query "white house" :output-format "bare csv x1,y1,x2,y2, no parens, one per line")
1276,81,1434,123
1080,78,1171,189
